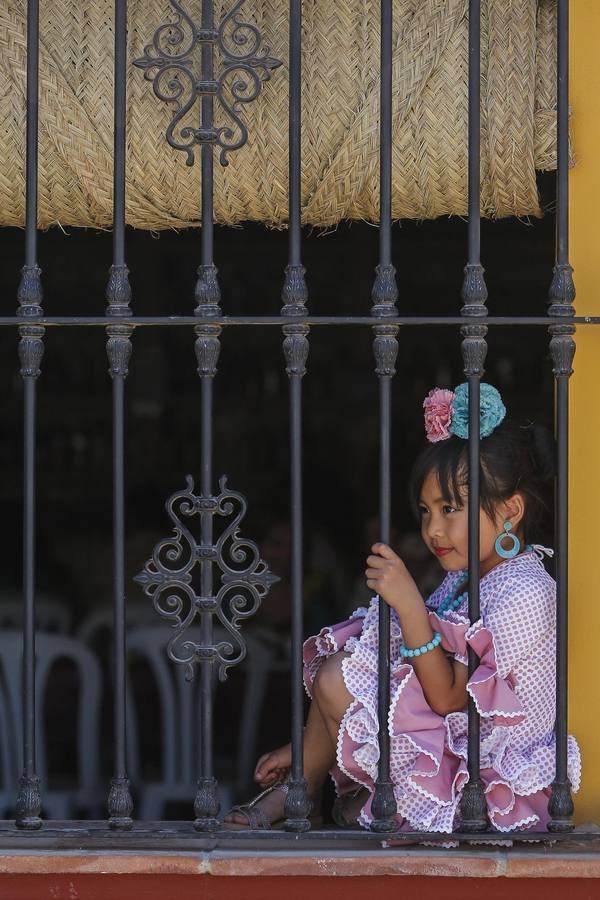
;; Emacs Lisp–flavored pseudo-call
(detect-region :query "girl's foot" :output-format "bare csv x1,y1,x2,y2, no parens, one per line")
224,781,322,829
332,786,369,827
224,783,288,828
224,742,293,828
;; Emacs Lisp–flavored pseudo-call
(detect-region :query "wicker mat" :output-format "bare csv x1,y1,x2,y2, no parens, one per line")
0,0,560,229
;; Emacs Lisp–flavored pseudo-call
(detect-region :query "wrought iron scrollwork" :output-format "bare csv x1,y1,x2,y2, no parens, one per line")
134,475,278,680
133,0,282,166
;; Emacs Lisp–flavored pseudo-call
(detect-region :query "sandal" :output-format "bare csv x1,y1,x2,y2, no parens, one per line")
225,782,322,830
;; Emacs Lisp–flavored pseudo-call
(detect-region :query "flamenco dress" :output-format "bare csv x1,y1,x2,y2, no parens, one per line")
303,550,581,834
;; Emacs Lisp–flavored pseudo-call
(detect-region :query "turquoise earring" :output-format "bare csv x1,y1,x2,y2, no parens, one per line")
494,521,521,559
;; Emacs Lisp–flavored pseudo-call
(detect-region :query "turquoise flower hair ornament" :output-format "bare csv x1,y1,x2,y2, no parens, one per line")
423,383,506,443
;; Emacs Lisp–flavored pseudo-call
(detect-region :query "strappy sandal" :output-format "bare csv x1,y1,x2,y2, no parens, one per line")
225,782,323,830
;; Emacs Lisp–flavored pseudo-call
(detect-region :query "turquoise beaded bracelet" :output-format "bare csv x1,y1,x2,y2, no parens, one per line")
400,630,442,659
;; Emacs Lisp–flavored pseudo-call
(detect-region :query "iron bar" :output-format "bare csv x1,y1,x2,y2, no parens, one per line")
0,0,583,851
105,0,134,831
112,0,126,271
192,0,222,833
14,0,44,831
282,371,310,832
281,0,310,834
0,315,588,327
106,372,133,829
369,0,398,835
24,0,38,270
3,819,600,849
556,0,570,270
458,0,488,833
288,0,301,272
194,376,219,830
547,0,575,834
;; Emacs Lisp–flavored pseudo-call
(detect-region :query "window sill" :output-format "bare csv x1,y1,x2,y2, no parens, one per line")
3,840,600,879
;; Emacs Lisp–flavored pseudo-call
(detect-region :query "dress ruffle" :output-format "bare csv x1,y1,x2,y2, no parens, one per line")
303,610,366,693
303,581,581,835
431,614,526,727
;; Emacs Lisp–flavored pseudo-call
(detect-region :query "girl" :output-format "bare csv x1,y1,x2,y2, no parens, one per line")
225,383,581,835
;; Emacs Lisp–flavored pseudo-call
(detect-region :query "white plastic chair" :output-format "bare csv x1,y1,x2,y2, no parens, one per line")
77,610,290,805
0,594,71,633
0,680,15,818
0,631,102,819
234,627,291,793
126,625,234,819
76,603,157,645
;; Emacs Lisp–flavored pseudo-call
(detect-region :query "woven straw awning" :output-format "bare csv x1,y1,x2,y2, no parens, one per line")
0,0,559,230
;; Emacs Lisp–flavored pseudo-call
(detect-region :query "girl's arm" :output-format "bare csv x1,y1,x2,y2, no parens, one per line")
366,543,468,716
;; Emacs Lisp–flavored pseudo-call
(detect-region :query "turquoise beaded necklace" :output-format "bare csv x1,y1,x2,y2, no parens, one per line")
432,545,549,618
435,571,469,618
400,574,469,658
401,547,549,659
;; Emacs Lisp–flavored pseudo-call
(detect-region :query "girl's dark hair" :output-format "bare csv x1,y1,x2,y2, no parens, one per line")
408,420,556,542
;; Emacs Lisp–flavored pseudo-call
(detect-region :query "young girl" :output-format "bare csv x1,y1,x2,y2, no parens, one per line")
225,383,581,835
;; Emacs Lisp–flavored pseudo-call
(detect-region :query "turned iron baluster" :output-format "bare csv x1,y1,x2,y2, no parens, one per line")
547,0,575,835
105,0,134,831
15,0,44,832
369,0,399,835
281,0,311,834
458,0,489,834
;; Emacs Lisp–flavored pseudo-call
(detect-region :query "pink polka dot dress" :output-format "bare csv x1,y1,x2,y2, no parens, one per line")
303,549,581,834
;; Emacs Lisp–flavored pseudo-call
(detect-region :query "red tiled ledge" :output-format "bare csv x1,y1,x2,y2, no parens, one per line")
3,843,600,879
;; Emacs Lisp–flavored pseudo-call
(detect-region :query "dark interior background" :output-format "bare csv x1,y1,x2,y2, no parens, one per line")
0,172,556,816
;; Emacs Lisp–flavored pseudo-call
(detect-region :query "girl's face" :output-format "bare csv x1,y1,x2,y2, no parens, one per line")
418,469,518,576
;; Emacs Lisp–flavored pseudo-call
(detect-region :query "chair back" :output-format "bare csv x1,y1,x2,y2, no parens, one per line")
0,631,102,817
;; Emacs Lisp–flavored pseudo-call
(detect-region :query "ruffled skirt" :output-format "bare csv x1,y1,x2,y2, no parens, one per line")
303,600,581,834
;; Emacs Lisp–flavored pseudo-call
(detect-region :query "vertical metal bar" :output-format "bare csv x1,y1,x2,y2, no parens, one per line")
281,0,310,834
15,0,44,831
370,0,398,835
193,0,221,832
547,0,575,834
287,0,301,271
555,0,570,271
105,0,134,831
458,0,488,833
195,376,219,831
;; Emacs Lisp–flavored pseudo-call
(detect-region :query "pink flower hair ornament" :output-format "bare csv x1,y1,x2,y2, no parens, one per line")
423,388,455,443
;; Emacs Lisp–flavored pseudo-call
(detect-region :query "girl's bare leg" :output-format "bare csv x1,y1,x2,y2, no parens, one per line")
225,651,353,825
310,651,354,753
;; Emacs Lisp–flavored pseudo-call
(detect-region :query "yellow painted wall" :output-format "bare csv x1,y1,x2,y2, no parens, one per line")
569,0,600,823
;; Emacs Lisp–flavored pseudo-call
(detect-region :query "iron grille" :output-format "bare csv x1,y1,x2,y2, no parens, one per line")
0,0,586,849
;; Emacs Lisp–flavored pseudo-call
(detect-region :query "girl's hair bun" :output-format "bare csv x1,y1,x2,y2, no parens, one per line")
526,423,557,483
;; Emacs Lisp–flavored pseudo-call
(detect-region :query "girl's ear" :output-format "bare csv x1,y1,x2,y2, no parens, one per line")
503,493,526,531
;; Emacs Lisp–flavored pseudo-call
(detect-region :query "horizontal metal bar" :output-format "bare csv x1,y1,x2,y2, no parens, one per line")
0,821,597,850
0,315,595,328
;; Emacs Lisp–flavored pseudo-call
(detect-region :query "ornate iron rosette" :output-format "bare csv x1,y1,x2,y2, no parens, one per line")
133,0,282,166
134,475,278,680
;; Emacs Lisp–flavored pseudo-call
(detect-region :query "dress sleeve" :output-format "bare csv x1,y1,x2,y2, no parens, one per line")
464,572,556,726
480,572,556,679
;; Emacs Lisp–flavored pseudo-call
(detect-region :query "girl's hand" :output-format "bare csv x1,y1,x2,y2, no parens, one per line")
254,743,292,787
365,543,423,614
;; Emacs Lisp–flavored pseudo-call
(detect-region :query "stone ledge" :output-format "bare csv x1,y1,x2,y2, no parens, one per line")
2,845,600,878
